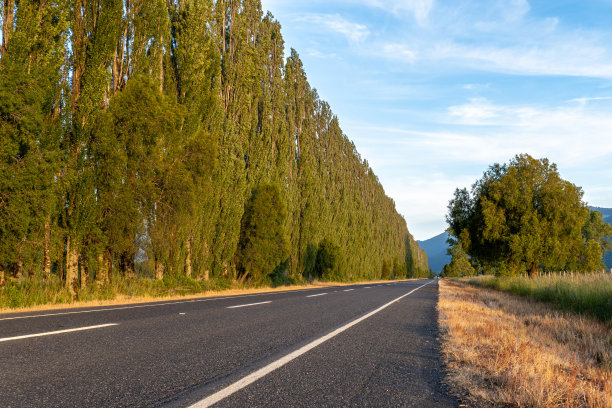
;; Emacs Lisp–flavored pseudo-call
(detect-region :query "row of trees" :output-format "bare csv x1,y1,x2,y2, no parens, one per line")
444,154,611,277
0,0,429,294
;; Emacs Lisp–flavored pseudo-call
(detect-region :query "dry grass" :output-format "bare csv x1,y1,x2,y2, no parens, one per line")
438,279,612,408
0,278,405,314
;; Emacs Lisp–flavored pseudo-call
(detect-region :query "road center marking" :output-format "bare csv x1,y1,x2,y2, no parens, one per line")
306,293,328,298
0,323,118,343
190,280,433,408
226,301,272,309
342,289,354,292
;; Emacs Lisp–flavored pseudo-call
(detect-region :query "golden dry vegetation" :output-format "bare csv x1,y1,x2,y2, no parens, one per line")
438,279,612,408
0,279,405,314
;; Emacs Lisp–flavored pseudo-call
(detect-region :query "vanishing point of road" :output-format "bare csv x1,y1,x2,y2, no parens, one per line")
0,279,458,407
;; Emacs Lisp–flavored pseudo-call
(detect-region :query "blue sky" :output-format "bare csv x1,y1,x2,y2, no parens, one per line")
260,0,612,240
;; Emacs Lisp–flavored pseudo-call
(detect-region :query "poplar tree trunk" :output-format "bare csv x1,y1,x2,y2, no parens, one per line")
96,253,107,285
121,253,135,279
65,237,78,295
159,34,164,93
43,220,51,281
15,259,23,280
529,262,537,277
203,242,209,281
71,0,84,116
155,262,164,280
80,261,87,290
185,237,192,278
0,266,4,286
1,0,15,57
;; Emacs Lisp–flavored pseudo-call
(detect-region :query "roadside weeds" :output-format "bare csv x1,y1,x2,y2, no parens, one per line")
438,280,612,408
0,278,409,314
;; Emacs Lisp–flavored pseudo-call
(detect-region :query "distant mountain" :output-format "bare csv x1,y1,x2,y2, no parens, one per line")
418,232,451,274
590,207,612,223
591,207,612,268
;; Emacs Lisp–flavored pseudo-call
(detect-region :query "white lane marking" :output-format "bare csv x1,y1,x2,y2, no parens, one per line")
0,288,327,322
0,323,118,343
226,301,272,309
364,286,372,289
342,289,354,292
190,280,433,408
306,293,328,298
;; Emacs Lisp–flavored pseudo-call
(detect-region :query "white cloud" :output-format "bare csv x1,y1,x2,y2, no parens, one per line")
362,0,434,24
567,96,612,108
295,14,370,43
429,40,612,78
447,98,538,125
345,97,612,238
382,44,417,62
359,1,612,79
441,98,612,165
306,48,340,60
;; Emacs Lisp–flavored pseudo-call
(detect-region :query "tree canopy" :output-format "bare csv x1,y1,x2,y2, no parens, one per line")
446,154,611,276
0,0,429,290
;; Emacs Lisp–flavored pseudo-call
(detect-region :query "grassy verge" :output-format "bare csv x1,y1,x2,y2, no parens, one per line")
438,280,612,408
460,273,612,323
0,275,406,313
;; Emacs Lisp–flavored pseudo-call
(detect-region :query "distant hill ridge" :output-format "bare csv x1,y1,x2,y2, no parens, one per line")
591,207,612,268
417,232,450,274
420,206,612,272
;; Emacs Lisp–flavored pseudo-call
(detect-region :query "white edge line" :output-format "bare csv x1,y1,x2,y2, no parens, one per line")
190,280,433,408
306,293,328,298
0,280,419,321
226,301,272,309
0,323,119,343
0,289,311,321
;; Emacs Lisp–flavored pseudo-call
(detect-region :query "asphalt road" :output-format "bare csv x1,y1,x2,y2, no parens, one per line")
0,279,458,407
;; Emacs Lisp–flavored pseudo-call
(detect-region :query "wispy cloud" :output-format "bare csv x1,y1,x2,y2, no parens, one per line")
429,40,612,78
345,96,612,237
382,44,417,63
295,14,370,43
441,97,612,165
362,0,435,24
365,1,612,79
306,48,341,60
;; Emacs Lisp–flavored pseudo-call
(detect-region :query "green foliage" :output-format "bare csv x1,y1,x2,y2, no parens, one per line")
381,259,392,280
236,183,290,284
315,238,341,280
463,273,612,323
0,0,67,276
441,245,475,277
447,154,603,276
583,210,612,258
0,0,429,307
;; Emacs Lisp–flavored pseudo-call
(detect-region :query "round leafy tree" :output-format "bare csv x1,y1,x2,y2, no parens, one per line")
447,154,603,276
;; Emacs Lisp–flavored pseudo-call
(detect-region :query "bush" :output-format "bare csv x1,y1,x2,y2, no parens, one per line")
315,238,340,280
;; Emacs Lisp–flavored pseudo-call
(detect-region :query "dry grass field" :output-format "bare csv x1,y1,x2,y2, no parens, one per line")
438,279,612,408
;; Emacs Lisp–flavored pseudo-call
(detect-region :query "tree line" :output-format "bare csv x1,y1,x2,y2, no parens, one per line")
444,154,611,277
0,0,429,295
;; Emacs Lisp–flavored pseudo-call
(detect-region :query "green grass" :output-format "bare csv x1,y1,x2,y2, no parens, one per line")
0,273,255,310
0,271,408,310
461,273,612,323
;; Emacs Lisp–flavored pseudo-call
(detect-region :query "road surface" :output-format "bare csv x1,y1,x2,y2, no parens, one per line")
0,279,457,407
